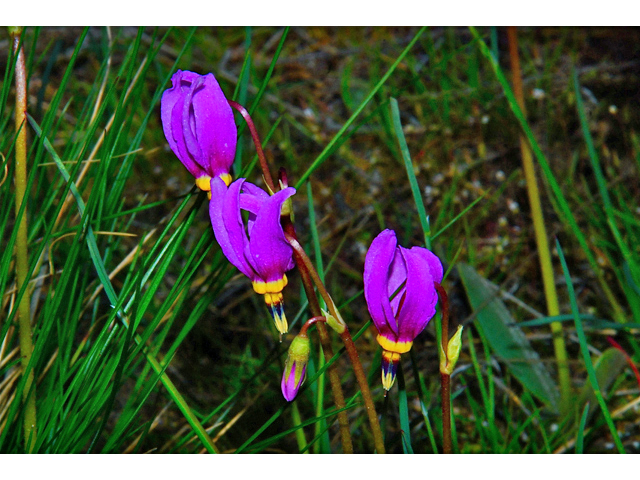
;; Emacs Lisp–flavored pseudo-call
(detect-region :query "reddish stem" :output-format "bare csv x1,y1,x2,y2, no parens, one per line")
228,100,276,193
440,372,452,454
434,282,452,454
299,316,326,337
283,220,354,454
285,230,386,454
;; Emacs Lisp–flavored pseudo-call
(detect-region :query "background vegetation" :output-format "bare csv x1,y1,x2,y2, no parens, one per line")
1,26,639,453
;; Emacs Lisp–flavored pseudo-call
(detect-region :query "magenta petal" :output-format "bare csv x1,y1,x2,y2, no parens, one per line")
239,183,269,236
189,73,237,178
210,178,296,286
281,361,306,402
209,177,254,279
161,70,236,181
247,187,296,282
387,248,408,319
412,246,444,284
394,247,438,342
161,71,206,178
181,76,206,165
363,229,399,336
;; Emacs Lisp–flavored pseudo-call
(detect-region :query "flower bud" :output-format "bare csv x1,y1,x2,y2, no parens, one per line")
281,334,311,401
321,308,346,334
440,325,464,375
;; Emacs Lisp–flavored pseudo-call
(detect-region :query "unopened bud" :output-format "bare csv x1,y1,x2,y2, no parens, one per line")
281,334,310,401
440,325,464,375
8,27,24,37
321,308,346,334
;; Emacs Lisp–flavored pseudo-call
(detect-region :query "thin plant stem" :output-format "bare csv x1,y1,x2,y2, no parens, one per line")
338,329,386,454
285,233,386,454
299,316,327,336
440,373,451,454
469,27,627,327
228,100,276,193
9,27,37,452
236,99,355,452
434,282,451,454
506,26,571,409
283,221,354,454
233,98,368,452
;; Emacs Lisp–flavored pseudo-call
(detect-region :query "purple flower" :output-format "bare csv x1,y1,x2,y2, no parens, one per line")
281,333,310,402
364,229,443,390
209,177,296,334
161,70,237,191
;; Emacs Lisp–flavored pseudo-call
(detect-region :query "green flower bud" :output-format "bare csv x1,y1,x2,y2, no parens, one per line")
440,325,464,375
321,308,346,334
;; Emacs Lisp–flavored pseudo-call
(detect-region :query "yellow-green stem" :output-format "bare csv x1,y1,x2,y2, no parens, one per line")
10,27,37,451
507,27,571,409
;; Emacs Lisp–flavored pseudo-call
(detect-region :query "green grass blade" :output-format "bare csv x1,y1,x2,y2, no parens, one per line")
28,115,219,454
390,97,431,249
306,182,330,453
555,239,625,453
575,403,589,454
397,363,414,454
469,27,628,326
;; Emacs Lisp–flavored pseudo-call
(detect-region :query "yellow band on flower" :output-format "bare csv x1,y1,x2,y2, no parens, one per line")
195,175,213,191
218,173,232,187
381,350,402,363
263,292,284,306
196,173,232,192
252,275,288,295
376,335,413,354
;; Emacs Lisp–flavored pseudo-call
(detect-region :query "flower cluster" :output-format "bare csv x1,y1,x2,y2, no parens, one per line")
161,69,448,409
162,71,295,335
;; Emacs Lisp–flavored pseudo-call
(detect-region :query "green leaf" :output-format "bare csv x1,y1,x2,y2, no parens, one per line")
577,347,627,423
458,263,560,412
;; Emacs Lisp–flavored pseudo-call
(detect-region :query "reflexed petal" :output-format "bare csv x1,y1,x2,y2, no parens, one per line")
189,73,237,178
412,246,444,284
161,71,206,178
182,76,205,165
394,247,438,342
246,187,296,283
161,70,236,181
388,248,407,319
239,182,269,236
364,229,399,336
209,177,253,278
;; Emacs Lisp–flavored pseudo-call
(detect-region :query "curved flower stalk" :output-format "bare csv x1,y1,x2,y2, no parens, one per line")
364,229,443,391
161,70,237,192
209,177,296,335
